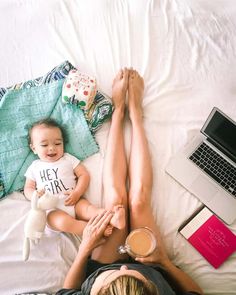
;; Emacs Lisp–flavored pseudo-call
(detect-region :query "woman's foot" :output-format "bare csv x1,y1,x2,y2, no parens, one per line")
128,69,144,119
112,68,129,111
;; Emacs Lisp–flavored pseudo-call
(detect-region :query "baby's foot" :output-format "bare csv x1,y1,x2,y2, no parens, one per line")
128,69,144,118
104,225,113,237
110,205,126,230
112,68,129,110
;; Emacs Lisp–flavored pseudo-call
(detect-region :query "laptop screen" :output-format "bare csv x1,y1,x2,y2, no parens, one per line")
201,108,236,161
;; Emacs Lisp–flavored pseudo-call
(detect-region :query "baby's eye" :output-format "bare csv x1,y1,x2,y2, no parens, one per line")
55,142,62,146
40,144,48,147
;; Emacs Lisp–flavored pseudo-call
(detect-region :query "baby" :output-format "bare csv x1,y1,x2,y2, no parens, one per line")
24,118,124,235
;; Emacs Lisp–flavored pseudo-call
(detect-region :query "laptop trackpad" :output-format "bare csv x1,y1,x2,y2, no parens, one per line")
191,175,218,202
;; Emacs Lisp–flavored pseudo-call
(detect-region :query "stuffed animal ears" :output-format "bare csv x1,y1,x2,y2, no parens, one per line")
23,237,30,261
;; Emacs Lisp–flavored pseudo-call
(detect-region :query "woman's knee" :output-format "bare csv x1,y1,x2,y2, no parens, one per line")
128,187,151,212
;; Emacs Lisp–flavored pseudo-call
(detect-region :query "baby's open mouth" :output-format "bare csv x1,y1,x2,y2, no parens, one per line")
48,154,56,157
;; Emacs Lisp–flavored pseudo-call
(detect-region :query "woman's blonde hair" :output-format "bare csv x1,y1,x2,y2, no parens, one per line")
97,275,159,295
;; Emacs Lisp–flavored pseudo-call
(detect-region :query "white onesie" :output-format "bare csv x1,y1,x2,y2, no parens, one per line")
25,153,80,217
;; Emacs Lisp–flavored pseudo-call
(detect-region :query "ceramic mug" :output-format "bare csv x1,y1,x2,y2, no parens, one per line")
118,227,157,258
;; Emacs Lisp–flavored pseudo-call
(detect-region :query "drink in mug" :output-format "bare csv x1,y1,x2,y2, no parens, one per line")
118,227,156,258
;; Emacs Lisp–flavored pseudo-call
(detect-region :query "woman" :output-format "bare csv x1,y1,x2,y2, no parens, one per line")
56,68,203,295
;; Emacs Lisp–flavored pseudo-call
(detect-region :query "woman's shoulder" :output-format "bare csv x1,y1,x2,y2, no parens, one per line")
55,288,82,295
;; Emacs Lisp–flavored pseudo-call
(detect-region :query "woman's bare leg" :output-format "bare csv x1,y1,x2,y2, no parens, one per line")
128,70,159,234
91,69,129,263
127,73,204,295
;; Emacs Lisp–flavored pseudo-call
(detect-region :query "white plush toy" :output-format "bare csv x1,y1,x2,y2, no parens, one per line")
23,191,58,261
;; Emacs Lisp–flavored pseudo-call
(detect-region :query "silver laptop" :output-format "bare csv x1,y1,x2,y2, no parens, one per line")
166,107,236,224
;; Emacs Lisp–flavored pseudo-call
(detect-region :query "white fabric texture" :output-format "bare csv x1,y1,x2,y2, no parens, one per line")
0,1,236,294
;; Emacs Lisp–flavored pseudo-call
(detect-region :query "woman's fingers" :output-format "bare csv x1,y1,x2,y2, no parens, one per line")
88,210,112,226
135,256,154,265
81,211,114,251
87,210,106,226
85,211,113,238
95,211,113,228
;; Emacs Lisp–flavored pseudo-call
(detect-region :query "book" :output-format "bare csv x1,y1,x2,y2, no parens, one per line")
179,206,236,268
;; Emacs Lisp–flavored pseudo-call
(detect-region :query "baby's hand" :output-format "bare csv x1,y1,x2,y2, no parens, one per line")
64,190,80,206
36,189,45,198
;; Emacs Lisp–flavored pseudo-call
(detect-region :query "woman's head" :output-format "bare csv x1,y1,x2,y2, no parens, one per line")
91,265,159,295
28,118,67,162
97,275,159,295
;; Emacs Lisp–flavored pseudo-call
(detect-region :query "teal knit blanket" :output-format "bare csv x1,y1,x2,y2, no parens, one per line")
0,61,100,199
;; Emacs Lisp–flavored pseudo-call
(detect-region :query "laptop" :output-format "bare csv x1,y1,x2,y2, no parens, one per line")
166,107,236,224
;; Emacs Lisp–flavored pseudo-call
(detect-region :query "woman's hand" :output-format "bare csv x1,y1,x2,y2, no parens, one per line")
62,211,113,290
79,211,114,257
135,246,170,267
135,232,170,267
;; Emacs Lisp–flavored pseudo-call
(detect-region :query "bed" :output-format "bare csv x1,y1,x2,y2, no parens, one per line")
0,1,236,294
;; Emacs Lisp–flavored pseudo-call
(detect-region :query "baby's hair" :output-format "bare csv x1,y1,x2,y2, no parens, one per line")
28,118,68,145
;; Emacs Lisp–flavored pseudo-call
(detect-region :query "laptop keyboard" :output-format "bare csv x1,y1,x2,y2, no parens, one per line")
189,142,236,197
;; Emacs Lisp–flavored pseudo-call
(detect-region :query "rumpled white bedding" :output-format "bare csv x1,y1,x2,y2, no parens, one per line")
0,0,236,294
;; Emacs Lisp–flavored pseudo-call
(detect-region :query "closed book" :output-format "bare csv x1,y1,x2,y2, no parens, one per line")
179,207,236,268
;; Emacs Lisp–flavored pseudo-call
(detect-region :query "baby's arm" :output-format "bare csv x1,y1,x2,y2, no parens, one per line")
24,178,45,200
24,178,37,201
64,164,90,206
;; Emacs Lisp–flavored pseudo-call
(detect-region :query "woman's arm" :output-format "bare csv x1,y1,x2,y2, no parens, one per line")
63,211,113,289
136,236,203,295
63,248,90,289
159,258,203,295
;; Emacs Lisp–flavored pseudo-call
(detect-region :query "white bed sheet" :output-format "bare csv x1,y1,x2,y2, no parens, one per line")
0,1,236,294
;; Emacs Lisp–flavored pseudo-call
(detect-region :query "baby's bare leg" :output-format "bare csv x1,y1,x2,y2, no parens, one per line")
47,210,86,235
75,198,102,220
75,198,125,230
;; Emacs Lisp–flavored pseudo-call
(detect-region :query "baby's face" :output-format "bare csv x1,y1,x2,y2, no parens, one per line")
30,125,64,162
